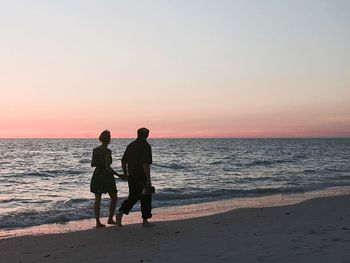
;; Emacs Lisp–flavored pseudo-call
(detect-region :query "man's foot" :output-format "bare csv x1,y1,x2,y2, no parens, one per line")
96,223,106,228
115,213,123,227
142,220,155,227
107,219,117,225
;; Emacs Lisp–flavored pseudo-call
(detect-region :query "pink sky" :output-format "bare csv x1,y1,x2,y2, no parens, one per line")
0,1,349,138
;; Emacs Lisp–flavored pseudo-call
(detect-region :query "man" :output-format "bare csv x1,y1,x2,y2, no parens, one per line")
116,127,154,227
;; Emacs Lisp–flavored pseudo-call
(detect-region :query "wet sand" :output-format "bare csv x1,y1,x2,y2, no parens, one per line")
0,188,349,262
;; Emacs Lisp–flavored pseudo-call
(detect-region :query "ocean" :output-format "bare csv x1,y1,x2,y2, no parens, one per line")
0,138,349,229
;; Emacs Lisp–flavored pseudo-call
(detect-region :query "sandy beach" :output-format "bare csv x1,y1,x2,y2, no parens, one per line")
0,188,350,263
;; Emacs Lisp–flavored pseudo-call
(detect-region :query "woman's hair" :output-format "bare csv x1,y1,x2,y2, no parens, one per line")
99,130,111,143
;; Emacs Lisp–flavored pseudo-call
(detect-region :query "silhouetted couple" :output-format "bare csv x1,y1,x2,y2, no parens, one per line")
90,128,154,228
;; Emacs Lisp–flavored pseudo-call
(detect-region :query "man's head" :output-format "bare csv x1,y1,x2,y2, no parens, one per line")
137,127,149,140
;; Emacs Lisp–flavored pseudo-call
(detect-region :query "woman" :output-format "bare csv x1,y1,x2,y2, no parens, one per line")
90,130,124,228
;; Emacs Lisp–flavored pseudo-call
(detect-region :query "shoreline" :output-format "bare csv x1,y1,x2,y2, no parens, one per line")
1,186,349,240
0,189,349,262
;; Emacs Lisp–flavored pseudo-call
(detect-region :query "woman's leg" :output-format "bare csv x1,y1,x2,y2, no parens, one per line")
107,192,118,224
94,193,105,228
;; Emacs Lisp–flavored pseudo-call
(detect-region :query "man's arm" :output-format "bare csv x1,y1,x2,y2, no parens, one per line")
120,146,129,180
143,144,152,186
143,163,151,186
122,161,128,177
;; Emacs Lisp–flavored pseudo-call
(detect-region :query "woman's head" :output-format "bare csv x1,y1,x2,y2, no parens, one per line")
99,130,111,144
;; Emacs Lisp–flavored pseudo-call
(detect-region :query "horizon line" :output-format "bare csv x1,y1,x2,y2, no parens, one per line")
1,136,349,140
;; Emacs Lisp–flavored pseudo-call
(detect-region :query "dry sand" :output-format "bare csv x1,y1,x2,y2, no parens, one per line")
0,189,349,262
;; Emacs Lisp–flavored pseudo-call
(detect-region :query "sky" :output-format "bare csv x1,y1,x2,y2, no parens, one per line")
0,0,349,138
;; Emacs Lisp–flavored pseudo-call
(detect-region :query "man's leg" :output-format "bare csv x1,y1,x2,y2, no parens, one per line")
116,179,141,226
140,192,153,226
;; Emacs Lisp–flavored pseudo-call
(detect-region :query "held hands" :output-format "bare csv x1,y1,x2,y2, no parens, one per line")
114,172,128,181
119,173,128,181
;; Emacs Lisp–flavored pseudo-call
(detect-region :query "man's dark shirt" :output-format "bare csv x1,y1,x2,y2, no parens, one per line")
122,138,152,178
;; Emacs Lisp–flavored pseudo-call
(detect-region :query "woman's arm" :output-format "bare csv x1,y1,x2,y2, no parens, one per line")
105,151,117,174
91,151,96,167
105,151,127,179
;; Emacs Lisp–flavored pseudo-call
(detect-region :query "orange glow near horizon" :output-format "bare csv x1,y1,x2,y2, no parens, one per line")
1,98,349,138
1,118,349,139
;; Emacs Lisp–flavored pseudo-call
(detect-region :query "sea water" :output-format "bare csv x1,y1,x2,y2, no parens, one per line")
0,138,349,229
